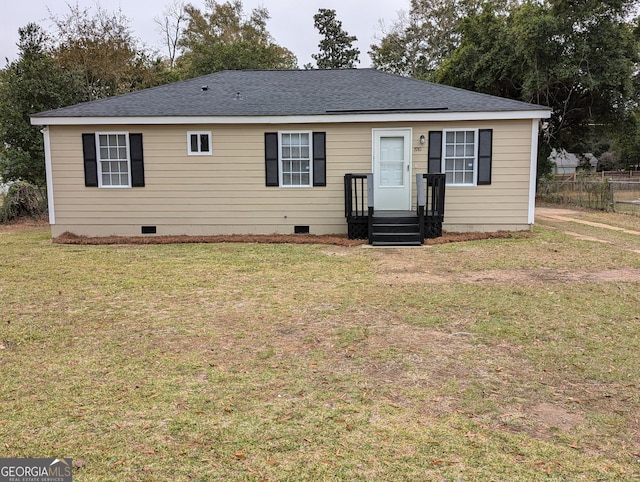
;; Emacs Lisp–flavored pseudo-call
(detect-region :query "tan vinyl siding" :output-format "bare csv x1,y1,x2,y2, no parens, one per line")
47,119,535,237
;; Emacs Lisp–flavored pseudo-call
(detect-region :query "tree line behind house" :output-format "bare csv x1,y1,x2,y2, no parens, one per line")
1,0,639,190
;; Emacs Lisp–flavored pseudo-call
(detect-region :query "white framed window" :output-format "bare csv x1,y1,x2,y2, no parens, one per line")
443,129,478,186
279,131,312,187
97,132,131,188
187,131,212,155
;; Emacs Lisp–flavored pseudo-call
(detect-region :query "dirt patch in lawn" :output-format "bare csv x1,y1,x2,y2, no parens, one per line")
0,217,48,232
375,264,640,285
530,402,587,431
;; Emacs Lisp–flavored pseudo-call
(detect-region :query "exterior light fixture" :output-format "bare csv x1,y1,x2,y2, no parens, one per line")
419,135,426,144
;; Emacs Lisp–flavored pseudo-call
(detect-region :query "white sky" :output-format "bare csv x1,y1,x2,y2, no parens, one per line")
1,1,410,68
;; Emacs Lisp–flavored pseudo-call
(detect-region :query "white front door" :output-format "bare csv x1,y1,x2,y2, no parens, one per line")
373,129,412,210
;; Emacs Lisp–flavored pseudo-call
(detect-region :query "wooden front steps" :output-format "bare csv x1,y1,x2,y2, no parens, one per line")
344,173,446,245
370,211,422,246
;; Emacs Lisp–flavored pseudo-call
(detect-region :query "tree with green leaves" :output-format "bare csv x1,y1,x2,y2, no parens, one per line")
370,0,517,79
0,24,83,186
49,4,165,100
177,0,297,76
435,0,640,175
312,8,360,69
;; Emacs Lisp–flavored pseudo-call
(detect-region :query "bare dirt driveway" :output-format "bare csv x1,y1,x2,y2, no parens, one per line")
535,205,640,254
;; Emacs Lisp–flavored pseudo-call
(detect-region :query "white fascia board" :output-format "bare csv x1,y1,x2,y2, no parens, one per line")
31,109,552,126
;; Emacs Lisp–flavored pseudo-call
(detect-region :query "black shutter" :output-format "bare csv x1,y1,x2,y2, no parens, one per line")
428,131,443,174
312,132,326,187
82,133,98,187
265,132,279,186
129,133,145,187
477,129,493,185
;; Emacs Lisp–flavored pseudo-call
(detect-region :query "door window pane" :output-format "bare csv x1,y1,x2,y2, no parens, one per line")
379,137,404,187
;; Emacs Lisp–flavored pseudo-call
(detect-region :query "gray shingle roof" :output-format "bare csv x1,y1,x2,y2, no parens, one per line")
32,69,548,118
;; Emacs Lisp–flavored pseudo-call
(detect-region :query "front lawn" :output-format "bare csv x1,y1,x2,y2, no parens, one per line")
1,224,639,480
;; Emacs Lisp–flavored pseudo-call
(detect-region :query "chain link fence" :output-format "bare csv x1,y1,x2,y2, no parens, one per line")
538,173,640,215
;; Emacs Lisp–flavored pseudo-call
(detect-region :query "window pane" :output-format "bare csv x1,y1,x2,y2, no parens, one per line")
100,147,108,159
102,174,110,185
465,145,474,157
445,159,454,171
282,147,291,158
446,132,454,143
190,134,198,153
282,134,291,146
301,173,310,185
467,131,475,143
118,147,127,159
121,173,129,185
446,172,453,184
292,146,300,158
465,172,473,184
301,146,309,158
200,134,209,152
99,135,107,146
446,145,454,157
101,161,111,173
455,172,463,184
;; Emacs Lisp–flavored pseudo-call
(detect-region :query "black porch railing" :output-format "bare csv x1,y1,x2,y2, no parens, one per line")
344,173,373,240
416,173,446,239
344,173,446,243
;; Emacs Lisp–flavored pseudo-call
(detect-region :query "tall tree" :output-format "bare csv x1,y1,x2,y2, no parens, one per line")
155,0,188,70
177,0,297,76
436,0,640,162
312,8,360,69
0,24,83,186
370,0,517,79
49,4,164,100
435,0,640,175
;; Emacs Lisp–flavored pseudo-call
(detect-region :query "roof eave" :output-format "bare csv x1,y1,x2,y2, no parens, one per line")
31,110,552,126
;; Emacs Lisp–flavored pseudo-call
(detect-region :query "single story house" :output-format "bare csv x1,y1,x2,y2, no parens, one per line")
549,148,598,175
31,69,550,245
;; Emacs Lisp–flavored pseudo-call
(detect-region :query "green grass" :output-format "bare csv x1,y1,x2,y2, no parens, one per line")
1,224,639,480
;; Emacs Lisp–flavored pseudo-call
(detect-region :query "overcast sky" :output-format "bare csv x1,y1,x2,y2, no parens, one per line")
1,0,410,68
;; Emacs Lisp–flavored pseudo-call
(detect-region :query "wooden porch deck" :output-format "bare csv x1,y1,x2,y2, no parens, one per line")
344,173,446,245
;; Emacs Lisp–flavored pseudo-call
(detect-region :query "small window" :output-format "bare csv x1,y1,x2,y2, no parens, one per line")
187,131,212,155
97,132,130,187
443,130,477,186
279,131,312,187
